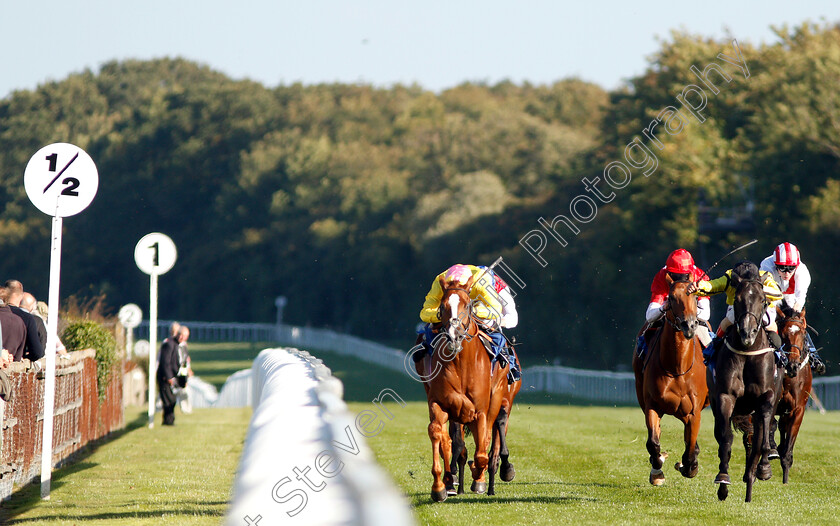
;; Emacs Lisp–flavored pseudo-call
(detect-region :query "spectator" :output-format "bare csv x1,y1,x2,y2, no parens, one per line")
20,293,46,348
0,287,26,362
0,348,13,402
176,326,193,413
24,295,68,358
4,280,45,361
156,324,187,426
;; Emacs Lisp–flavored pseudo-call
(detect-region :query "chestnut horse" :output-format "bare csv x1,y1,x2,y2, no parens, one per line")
421,275,510,501
772,307,813,483
633,275,709,486
449,359,521,496
708,261,783,502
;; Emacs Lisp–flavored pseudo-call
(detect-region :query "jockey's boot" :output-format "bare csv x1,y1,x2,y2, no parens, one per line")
507,347,521,383
412,324,436,363
703,335,725,366
635,334,647,359
810,349,827,375
766,330,786,368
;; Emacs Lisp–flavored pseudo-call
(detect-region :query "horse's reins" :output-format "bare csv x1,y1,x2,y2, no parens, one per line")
655,284,700,377
727,277,774,356
782,316,810,371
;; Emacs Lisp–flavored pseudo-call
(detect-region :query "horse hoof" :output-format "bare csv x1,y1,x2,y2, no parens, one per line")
431,488,448,502
768,449,780,460
717,484,729,501
676,462,698,478
650,468,665,486
757,464,772,481
500,462,515,482
714,473,731,485
471,481,487,494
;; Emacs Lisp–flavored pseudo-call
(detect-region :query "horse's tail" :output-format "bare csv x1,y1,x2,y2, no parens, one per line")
731,414,752,435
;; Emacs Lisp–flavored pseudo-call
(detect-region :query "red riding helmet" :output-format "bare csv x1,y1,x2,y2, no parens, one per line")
774,242,800,267
665,248,695,274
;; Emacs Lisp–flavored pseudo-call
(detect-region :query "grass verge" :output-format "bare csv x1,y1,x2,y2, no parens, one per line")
0,406,251,525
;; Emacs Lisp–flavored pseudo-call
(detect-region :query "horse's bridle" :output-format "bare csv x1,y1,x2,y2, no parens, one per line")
781,314,809,373
441,287,477,353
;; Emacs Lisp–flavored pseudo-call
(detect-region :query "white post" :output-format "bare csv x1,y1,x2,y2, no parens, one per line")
147,273,158,428
40,216,62,499
126,326,134,360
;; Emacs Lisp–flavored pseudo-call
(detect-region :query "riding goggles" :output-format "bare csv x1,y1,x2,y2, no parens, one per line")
776,265,796,273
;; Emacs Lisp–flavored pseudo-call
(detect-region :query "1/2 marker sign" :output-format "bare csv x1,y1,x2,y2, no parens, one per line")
24,143,98,217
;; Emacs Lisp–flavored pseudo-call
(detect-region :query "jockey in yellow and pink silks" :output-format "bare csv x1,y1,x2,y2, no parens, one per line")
417,264,520,382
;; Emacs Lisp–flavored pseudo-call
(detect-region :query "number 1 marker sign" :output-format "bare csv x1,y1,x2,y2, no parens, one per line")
134,233,177,428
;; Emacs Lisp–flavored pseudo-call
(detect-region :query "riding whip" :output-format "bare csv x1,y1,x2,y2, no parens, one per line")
703,239,757,276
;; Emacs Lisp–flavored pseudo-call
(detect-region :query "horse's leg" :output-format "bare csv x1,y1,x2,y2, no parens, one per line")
427,403,449,502
645,408,666,486
744,393,775,503
487,416,500,496
713,394,735,501
498,406,516,482
781,398,807,484
768,416,780,460
468,413,490,494
456,427,467,494
677,411,701,478
446,422,461,495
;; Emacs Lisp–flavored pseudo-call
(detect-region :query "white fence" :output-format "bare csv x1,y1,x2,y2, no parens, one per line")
225,348,415,526
139,320,840,410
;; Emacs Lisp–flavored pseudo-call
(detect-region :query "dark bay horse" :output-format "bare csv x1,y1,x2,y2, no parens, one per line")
708,261,783,502
633,275,709,486
420,275,509,501
772,307,813,483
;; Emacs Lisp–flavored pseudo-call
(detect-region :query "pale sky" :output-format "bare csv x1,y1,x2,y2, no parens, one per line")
1,1,836,99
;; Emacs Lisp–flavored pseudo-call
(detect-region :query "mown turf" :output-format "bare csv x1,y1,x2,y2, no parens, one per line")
0,406,251,525
353,400,840,525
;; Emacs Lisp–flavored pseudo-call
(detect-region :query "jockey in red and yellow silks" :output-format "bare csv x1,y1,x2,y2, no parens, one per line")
417,264,520,383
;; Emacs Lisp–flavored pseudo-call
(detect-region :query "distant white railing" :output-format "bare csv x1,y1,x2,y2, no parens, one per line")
139,320,839,410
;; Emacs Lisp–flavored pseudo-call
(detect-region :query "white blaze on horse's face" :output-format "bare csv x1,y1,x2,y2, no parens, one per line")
448,294,461,340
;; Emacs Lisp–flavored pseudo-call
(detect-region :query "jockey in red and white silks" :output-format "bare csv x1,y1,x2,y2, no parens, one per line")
645,249,712,346
759,242,811,314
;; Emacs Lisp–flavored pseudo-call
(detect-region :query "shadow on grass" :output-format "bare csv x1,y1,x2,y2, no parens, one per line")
412,493,599,507
0,410,148,523
4,508,225,524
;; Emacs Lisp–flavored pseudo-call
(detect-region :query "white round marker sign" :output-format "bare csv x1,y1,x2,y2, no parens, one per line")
134,233,177,275
134,340,150,358
118,304,143,329
24,143,99,217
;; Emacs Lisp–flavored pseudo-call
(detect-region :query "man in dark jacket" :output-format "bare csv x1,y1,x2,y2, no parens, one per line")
4,280,44,362
156,330,181,425
0,287,26,362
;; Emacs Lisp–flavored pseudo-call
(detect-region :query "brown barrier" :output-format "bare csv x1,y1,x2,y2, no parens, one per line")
0,350,124,499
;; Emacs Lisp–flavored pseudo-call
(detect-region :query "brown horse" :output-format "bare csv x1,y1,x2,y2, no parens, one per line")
633,275,709,486
449,355,521,496
708,261,783,502
772,307,813,484
421,274,510,501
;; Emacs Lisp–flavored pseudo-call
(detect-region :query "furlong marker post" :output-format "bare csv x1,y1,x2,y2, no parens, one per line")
24,142,99,500
134,233,177,428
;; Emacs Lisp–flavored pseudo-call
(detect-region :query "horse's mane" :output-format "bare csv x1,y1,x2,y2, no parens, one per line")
732,260,760,282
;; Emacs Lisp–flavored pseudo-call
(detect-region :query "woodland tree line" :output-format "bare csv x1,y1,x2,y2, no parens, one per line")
1,23,839,370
